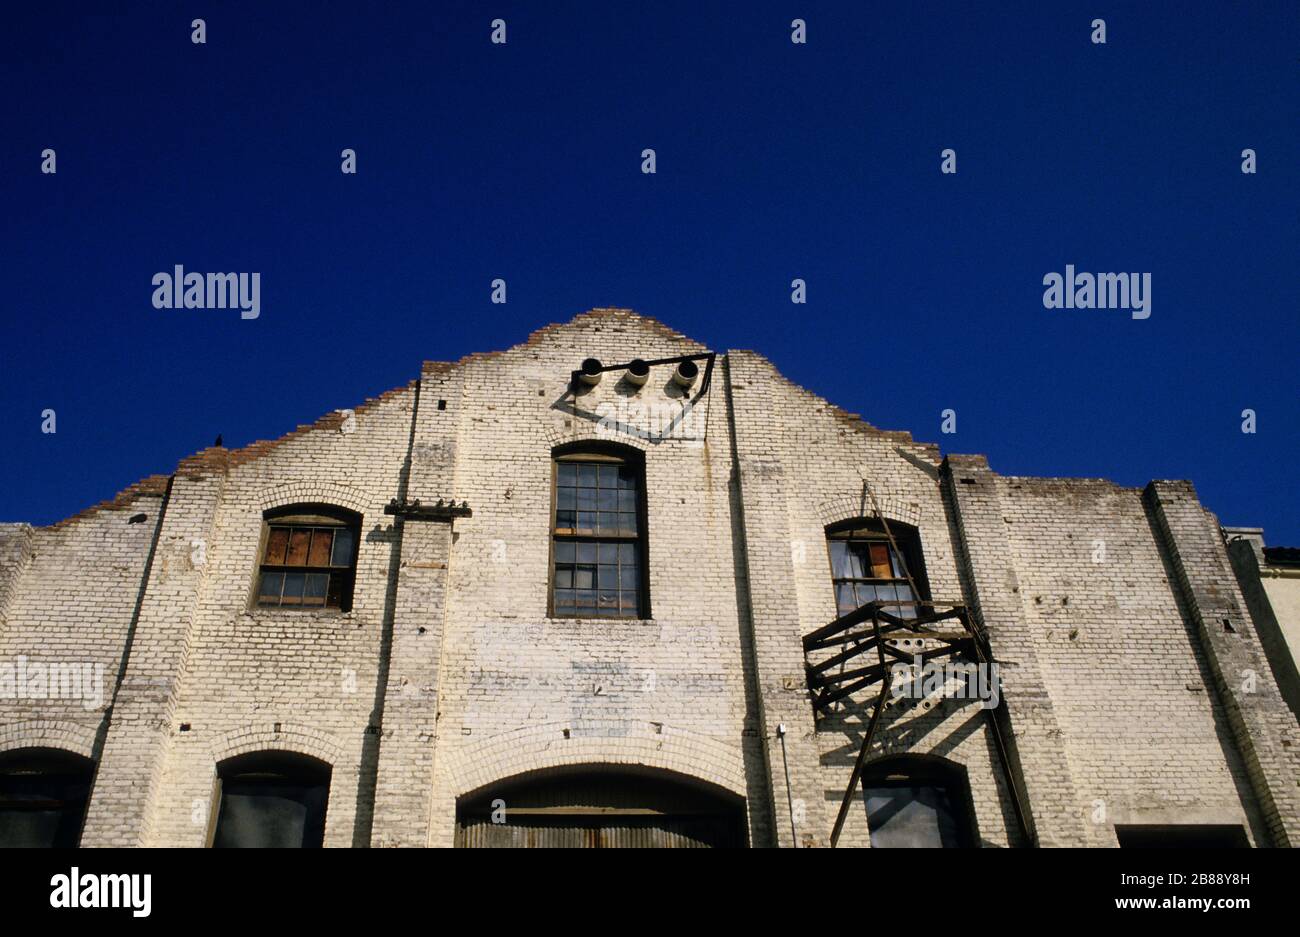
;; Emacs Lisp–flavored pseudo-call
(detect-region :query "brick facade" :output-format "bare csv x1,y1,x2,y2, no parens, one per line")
1,309,1294,846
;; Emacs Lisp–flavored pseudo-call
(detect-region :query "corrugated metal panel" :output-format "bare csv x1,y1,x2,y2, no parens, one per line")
456,816,742,848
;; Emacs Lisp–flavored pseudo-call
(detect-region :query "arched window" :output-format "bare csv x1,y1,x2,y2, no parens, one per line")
550,445,649,619
211,751,331,848
255,505,360,611
826,519,929,620
0,748,94,848
862,756,977,848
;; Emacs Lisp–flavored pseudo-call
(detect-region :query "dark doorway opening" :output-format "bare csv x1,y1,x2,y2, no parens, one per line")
861,755,978,848
211,751,331,848
456,767,747,848
0,748,94,848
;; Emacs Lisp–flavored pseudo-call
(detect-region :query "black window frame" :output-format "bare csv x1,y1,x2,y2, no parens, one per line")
548,444,651,620
254,504,361,613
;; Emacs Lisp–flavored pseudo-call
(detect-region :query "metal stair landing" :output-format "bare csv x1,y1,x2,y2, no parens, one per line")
803,599,1034,847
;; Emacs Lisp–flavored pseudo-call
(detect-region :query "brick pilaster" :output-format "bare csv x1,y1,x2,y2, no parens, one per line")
725,353,825,847
941,455,1089,846
1145,480,1300,846
81,461,226,847
369,366,462,846
0,524,35,623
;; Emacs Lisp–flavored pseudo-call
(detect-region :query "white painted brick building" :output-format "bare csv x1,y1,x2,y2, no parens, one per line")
1,309,1295,847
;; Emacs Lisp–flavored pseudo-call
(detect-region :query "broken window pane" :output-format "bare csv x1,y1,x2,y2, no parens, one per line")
827,527,924,620
330,528,354,567
258,572,284,603
869,543,892,579
303,574,329,606
281,573,306,606
829,541,847,577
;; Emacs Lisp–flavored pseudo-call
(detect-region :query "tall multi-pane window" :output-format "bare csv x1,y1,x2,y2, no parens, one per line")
551,449,648,619
826,520,928,619
256,506,359,611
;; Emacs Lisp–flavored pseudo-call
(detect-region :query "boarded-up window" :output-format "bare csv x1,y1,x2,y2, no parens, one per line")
256,507,359,611
211,752,331,848
861,757,976,848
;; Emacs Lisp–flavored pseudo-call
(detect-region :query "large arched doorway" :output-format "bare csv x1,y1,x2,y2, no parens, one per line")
210,751,331,848
456,767,747,848
0,748,95,848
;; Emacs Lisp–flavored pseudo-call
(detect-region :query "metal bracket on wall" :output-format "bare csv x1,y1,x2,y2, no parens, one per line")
565,351,717,398
557,351,719,444
384,498,472,522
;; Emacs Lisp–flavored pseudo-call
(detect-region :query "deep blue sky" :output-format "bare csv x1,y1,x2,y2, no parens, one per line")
3,1,1297,540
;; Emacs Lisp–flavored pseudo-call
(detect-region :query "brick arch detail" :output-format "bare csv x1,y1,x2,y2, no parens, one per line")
863,750,970,774
255,482,371,517
208,723,344,767
449,723,746,802
0,720,99,760
815,492,923,530
540,421,653,453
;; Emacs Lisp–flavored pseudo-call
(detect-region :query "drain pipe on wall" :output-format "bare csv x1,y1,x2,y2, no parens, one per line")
776,723,800,847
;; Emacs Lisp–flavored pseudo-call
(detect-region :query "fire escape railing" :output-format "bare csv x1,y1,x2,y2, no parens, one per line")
803,598,1035,847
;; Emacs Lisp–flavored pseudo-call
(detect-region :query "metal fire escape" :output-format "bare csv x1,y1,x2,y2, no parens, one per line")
805,486,1035,847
